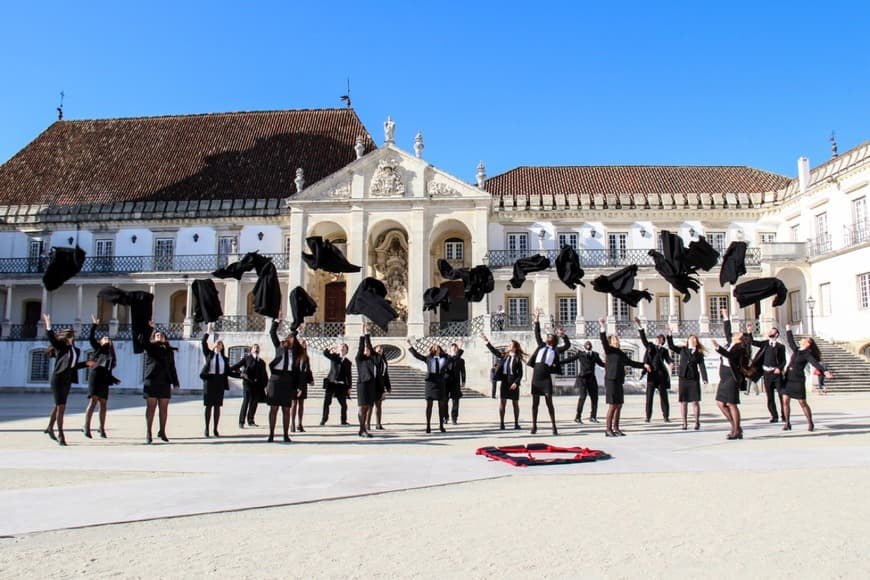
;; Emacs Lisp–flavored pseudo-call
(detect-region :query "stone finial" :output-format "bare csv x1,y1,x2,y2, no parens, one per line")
384,116,396,145
414,130,424,158
476,160,486,188
354,135,365,159
830,131,839,159
295,168,305,193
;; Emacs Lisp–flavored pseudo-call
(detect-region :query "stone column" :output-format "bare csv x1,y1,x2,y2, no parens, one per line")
75,284,84,332
2,286,11,337
288,208,306,291
533,273,551,330
759,299,775,333
183,283,194,339
636,279,647,322
667,285,676,326
345,205,367,337
109,304,119,337
574,285,585,337
469,207,490,321
698,279,710,335
730,293,742,328
407,206,427,338
41,287,50,318
606,294,616,335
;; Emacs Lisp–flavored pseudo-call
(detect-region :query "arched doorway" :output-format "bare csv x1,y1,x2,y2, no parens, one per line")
370,227,409,324
324,281,347,323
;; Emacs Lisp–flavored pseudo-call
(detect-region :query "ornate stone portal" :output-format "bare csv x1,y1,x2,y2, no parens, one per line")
371,229,409,321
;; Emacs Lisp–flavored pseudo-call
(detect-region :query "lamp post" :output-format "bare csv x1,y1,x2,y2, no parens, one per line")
806,296,816,336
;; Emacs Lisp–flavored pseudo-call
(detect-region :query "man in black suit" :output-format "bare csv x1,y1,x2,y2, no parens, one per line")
636,317,673,423
445,341,466,424
527,308,570,435
230,343,269,428
562,341,606,424
747,322,787,423
321,342,353,425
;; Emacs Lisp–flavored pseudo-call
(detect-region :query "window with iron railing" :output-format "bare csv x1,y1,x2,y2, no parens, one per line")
444,239,464,261
29,349,50,383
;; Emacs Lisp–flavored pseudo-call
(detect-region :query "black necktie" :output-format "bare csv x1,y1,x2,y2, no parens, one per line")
283,350,289,371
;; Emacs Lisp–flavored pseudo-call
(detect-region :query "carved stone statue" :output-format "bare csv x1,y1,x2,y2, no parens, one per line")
384,116,396,144
369,158,405,197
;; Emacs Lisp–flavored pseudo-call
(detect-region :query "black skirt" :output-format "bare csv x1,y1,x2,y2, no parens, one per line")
499,379,519,401
88,367,113,399
715,367,740,405
266,373,295,407
297,383,309,400
531,364,553,397
784,378,807,400
604,379,624,405
203,375,227,406
358,379,376,406
50,374,73,405
424,376,445,401
678,379,701,403
143,382,172,400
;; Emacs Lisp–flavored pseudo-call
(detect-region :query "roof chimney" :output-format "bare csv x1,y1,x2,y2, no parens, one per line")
798,156,810,194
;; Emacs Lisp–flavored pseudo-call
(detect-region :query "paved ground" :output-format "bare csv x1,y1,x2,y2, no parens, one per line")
1,388,870,578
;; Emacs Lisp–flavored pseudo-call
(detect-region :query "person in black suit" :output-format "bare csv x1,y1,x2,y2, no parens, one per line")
666,329,708,430
482,334,525,430
408,337,450,434
83,316,120,439
527,308,570,435
710,309,751,440
291,338,315,433
201,324,234,438
746,322,787,423
444,340,466,425
321,342,352,426
266,317,301,443
782,324,832,431
490,363,499,399
138,321,180,444
598,317,645,437
355,323,378,438
636,317,674,423
561,341,605,424
42,314,89,446
230,343,268,428
370,342,392,430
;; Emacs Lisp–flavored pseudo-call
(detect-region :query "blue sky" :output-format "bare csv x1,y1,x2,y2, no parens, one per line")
1,1,868,181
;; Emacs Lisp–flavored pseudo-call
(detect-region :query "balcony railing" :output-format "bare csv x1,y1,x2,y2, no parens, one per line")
484,248,761,268
808,234,832,258
844,221,870,248
0,253,290,275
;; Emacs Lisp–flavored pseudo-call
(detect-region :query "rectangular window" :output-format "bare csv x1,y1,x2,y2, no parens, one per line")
760,232,777,244
557,296,577,327
819,283,832,316
789,290,802,324
29,239,46,273
506,297,529,328
707,232,727,255
859,273,870,310
506,233,529,261
94,239,114,272
814,212,830,253
790,224,800,242
853,197,867,226
612,296,630,321
708,295,729,321
217,235,238,268
607,232,628,261
29,350,50,382
154,238,175,271
557,232,579,250
657,295,682,321
444,240,464,261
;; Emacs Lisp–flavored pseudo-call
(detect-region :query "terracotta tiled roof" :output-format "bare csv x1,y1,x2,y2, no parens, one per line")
0,109,376,206
486,165,791,197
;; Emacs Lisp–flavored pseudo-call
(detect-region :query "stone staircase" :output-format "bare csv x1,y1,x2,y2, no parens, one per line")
795,336,870,393
383,365,487,399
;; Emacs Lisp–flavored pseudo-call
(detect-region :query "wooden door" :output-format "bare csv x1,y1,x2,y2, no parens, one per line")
23,301,41,339
325,282,346,322
440,280,468,324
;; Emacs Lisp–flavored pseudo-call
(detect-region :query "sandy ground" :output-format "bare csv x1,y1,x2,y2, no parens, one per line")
1,389,870,578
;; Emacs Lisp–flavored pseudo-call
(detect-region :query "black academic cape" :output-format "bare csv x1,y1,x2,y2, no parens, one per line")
509,254,551,289
288,286,317,331
437,259,494,302
98,286,154,354
191,279,223,323
719,241,748,286
684,236,720,271
249,253,281,319
302,236,361,273
42,246,86,291
555,245,585,290
592,265,653,307
346,277,398,331
423,286,451,313
212,251,257,280
734,277,788,309
648,249,700,301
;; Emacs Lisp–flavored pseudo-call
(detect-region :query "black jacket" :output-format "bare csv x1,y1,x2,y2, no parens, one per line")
323,349,353,391
268,319,295,374
446,350,466,386
408,347,449,382
784,330,826,386
527,321,571,374
139,335,180,387
200,333,233,380
561,349,605,377
599,331,645,383
230,354,269,390
486,342,523,387
714,320,750,383
356,335,378,383
666,335,708,382
749,335,787,375
47,329,86,383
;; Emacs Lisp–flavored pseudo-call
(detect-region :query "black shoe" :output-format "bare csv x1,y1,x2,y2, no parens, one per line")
146,434,153,444
320,420,327,426
769,417,778,423
589,417,599,423
58,435,67,446
341,421,350,426
616,430,626,436
663,418,671,423
452,419,457,425
213,429,220,437
248,422,258,427
267,434,274,442
239,423,245,429
530,427,537,435
500,423,506,430
298,426,305,433
376,425,384,430
694,421,700,431
644,418,651,423
83,428,92,439
440,425,446,433
44,428,57,441
605,430,616,437
100,429,107,439
283,435,292,443
552,428,558,436
514,423,520,430
426,427,431,434
204,429,210,438
158,431,169,442
365,432,373,438
783,423,792,431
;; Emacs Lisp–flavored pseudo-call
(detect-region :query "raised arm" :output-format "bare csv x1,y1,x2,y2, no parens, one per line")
269,319,280,348
485,341,504,359
599,331,613,354
556,329,570,354
625,355,646,370
785,327,799,352
745,320,768,347
533,320,544,347
322,348,340,363
666,334,684,355
407,346,428,363
89,317,100,351
357,334,367,361
636,317,651,349
721,308,732,343
201,332,211,358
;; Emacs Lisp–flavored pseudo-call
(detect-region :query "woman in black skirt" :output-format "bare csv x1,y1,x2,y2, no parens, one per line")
598,317,645,437
408,338,449,433
201,323,232,438
267,318,300,443
710,310,750,440
42,314,89,446
355,323,378,438
666,329,708,430
83,316,120,439
368,342,392,431
481,334,525,430
291,338,314,433
138,322,180,444
782,324,832,431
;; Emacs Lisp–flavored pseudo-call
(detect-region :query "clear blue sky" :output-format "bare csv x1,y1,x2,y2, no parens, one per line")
1,1,868,181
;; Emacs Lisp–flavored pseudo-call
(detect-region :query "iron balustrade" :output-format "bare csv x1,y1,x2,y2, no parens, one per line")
808,235,832,258
844,222,870,248
0,253,290,275
300,322,346,338
485,248,762,269
368,321,408,338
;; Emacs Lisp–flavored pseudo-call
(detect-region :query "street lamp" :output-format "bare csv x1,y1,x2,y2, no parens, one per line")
806,296,816,336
